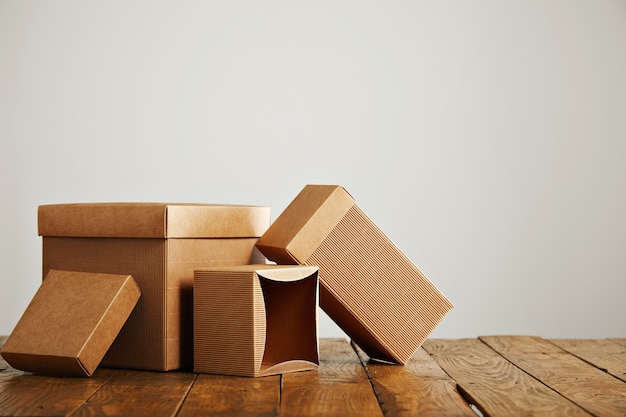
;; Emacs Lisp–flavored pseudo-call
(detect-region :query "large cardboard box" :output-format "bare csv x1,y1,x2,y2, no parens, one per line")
194,264,319,377
38,203,270,371
256,185,453,364
1,270,140,377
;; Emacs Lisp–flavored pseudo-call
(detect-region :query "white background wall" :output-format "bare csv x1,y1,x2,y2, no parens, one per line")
1,1,625,339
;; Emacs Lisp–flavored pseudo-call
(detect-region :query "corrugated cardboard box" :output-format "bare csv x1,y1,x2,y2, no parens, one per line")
1,270,140,377
256,185,453,364
194,265,319,377
38,203,270,371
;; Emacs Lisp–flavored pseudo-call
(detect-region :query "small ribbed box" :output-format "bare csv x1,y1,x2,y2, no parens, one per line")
193,265,319,377
256,184,453,364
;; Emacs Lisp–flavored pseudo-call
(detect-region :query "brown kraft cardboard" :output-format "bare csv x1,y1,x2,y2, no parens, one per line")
1,269,140,377
194,264,319,377
38,203,270,371
256,185,453,364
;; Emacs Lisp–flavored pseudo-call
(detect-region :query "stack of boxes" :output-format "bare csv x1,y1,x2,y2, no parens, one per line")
1,185,452,377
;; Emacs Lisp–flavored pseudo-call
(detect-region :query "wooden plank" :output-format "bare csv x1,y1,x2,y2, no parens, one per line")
481,335,626,417
0,360,115,417
280,338,382,417
177,374,280,417
422,338,590,417
550,338,626,383
352,342,476,417
609,338,626,349
67,370,196,417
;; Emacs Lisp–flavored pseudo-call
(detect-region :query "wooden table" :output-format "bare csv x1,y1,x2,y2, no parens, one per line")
1,336,625,416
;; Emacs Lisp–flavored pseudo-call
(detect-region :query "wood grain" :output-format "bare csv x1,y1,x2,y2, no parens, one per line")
422,338,590,417
0,364,114,417
177,374,280,417
353,342,475,417
609,338,626,348
481,335,626,417
280,338,382,417
550,338,626,383
3,336,626,416
67,370,196,417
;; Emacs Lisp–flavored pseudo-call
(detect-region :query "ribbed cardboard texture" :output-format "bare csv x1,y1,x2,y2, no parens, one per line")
0,270,140,377
194,265,319,377
256,185,453,364
38,203,270,371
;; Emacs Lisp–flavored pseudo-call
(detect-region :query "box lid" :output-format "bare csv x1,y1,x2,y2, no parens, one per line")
38,203,271,238
0,270,141,377
255,185,354,264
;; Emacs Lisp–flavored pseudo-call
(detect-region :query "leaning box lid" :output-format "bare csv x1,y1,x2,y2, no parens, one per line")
38,203,271,238
0,270,141,377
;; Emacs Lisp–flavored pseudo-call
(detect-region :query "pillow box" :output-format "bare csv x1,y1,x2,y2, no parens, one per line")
38,202,270,371
0,270,140,377
255,185,453,365
194,265,319,377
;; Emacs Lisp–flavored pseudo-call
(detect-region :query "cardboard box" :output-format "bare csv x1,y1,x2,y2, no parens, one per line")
38,203,270,371
1,270,140,377
256,185,453,364
194,264,319,377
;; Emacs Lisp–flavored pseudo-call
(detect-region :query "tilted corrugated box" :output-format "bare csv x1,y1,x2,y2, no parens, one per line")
194,265,319,377
38,203,270,371
1,270,140,377
256,185,453,364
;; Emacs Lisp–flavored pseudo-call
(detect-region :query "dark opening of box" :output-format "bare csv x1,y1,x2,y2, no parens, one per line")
258,272,318,370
